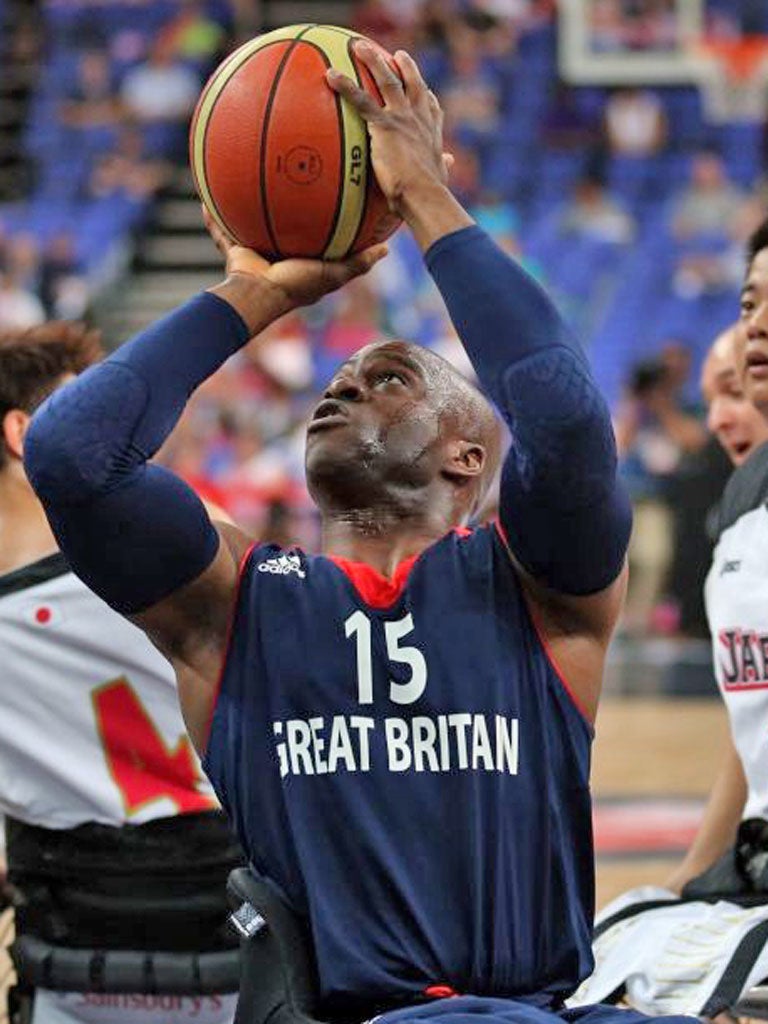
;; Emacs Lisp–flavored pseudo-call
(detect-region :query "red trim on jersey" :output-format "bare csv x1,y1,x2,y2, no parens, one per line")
328,528,473,609
203,540,257,754
492,520,594,731
328,552,421,609
424,985,460,999
528,612,593,730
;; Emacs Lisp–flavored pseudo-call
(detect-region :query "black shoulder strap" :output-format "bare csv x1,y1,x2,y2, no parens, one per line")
701,918,768,1017
0,553,69,599
716,442,768,538
593,899,680,941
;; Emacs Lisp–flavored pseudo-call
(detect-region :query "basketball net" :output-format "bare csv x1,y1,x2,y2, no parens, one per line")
694,35,768,123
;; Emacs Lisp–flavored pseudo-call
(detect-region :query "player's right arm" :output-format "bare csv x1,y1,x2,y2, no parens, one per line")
24,227,386,752
664,732,746,894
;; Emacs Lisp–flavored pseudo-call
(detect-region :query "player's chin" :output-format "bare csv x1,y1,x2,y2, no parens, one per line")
305,420,361,471
744,372,768,416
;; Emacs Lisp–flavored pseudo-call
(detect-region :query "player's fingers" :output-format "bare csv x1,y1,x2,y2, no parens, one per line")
428,90,445,133
326,68,383,121
334,243,389,283
394,50,429,112
353,39,406,110
442,152,454,178
202,205,233,256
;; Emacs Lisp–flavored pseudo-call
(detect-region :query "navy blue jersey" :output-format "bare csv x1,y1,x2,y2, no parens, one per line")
204,525,594,1015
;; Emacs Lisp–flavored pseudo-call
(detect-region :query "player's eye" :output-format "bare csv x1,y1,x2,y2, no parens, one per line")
741,299,755,316
373,370,407,386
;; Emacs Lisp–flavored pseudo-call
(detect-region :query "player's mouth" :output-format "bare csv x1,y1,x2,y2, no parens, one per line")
745,347,768,380
730,439,754,463
307,399,351,433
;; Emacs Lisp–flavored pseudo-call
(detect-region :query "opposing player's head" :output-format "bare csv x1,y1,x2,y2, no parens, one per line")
702,323,768,466
305,340,500,527
0,322,102,478
740,216,768,412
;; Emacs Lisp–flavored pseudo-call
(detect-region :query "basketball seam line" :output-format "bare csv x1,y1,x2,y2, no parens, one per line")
296,37,347,258
198,39,289,246
260,25,317,258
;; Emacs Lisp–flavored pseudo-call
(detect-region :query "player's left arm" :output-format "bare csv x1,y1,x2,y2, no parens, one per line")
332,45,631,717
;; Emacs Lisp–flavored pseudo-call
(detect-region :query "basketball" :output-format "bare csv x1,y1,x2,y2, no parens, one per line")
189,24,402,261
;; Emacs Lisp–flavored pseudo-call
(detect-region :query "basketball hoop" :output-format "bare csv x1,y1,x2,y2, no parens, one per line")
693,35,768,122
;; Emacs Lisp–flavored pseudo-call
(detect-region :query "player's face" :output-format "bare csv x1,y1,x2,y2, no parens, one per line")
305,341,448,506
739,248,768,412
702,330,768,466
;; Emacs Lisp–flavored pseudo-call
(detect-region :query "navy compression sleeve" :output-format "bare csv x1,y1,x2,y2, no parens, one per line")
25,292,249,614
426,226,631,595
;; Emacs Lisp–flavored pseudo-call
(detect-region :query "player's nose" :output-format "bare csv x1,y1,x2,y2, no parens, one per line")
707,396,732,435
325,375,364,402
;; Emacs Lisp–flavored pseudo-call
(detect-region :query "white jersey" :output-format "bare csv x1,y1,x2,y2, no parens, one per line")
0,553,216,829
571,886,768,1014
705,441,768,820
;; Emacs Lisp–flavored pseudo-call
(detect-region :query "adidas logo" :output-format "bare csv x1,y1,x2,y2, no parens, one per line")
257,554,306,580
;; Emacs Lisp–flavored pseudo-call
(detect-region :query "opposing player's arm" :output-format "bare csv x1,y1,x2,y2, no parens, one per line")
24,224,386,752
664,731,746,895
331,45,630,717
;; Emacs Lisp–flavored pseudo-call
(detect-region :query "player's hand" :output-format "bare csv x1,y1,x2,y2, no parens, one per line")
327,44,450,215
204,207,388,327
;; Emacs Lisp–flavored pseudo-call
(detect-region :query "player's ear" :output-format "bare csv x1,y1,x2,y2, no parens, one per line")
442,439,486,481
2,409,29,461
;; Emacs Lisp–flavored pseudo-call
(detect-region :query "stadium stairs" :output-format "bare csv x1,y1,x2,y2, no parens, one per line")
0,0,39,203
93,167,220,347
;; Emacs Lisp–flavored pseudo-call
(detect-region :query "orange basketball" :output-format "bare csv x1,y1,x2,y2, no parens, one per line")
189,24,402,261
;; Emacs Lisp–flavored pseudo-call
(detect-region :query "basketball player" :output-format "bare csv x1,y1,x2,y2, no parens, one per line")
665,222,768,897
665,322,768,896
0,324,241,1024
23,43,694,1024
569,246,768,1016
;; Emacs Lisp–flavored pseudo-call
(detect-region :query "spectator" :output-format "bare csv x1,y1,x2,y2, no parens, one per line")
604,87,667,158
88,126,171,200
351,0,408,52
672,150,747,239
320,277,382,360
39,233,87,320
120,38,199,123
615,353,708,634
560,176,635,244
6,234,40,294
60,49,122,128
442,132,482,205
0,271,45,329
159,0,227,63
541,85,602,156
439,22,502,147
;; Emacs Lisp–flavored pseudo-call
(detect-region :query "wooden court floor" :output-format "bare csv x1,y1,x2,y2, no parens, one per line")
0,696,726,1022
593,695,728,906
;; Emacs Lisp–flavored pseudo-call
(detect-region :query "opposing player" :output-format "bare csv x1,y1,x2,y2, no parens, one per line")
571,261,768,1017
667,322,768,896
0,325,241,1024
23,42,693,1024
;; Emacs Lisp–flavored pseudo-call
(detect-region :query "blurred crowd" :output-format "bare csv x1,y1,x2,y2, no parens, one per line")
0,0,233,325
2,0,768,638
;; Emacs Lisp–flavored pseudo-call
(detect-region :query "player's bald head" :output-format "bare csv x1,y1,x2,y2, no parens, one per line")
306,339,501,524
355,340,500,509
703,323,740,376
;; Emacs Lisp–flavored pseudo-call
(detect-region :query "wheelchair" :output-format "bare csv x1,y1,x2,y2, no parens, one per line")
6,886,242,1023
225,867,321,1024
2,812,243,1023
